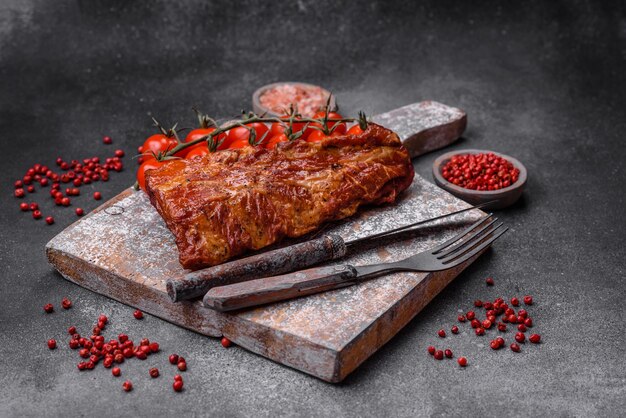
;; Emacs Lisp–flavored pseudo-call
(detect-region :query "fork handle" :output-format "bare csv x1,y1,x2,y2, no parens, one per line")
203,264,358,312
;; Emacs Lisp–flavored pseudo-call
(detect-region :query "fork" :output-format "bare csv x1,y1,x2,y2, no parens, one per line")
203,215,507,312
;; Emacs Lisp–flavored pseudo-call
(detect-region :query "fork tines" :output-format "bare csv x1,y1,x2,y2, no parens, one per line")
432,215,508,266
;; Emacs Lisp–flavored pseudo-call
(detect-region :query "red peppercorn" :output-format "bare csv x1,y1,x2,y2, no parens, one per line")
457,314,466,323
75,208,84,216
437,329,446,338
19,202,29,211
61,298,72,309
434,350,444,360
524,318,533,327
427,346,436,355
523,295,533,305
475,327,485,336
103,136,113,144
466,311,476,320
497,323,507,332
517,324,527,332
114,149,125,157
510,343,521,352
149,342,160,353
45,216,54,225
482,319,492,329
43,303,54,313
457,356,467,367
444,349,453,358
507,314,517,323
221,337,232,348
470,319,480,329
515,332,526,343
518,309,528,318
79,348,89,358
68,326,77,335
174,375,183,382
69,339,80,349
15,188,25,198
490,340,500,350
483,302,493,310
122,381,133,392
451,325,459,334
529,334,541,344
149,368,160,378
169,354,179,364
32,210,42,219
496,336,504,346
133,309,143,319
47,339,57,349
114,354,124,364
118,333,128,343
474,300,482,307
486,277,494,286
510,297,520,306
94,192,102,201
173,380,184,392
177,361,187,371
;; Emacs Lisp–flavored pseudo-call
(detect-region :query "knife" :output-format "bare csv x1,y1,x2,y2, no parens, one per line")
166,202,493,301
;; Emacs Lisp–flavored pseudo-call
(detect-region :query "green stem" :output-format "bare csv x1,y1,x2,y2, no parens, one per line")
163,116,357,159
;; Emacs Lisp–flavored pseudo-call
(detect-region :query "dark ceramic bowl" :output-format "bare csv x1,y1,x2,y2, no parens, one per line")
252,82,335,117
432,149,527,210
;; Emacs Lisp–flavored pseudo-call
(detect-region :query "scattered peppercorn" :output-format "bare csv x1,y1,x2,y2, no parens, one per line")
444,349,453,358
457,357,468,367
43,303,54,313
173,380,184,392
510,343,521,352
437,329,446,338
149,368,160,378
221,337,232,348
434,350,444,360
451,325,459,334
529,334,541,344
122,380,133,392
48,339,57,349
523,296,533,305
427,346,436,355
61,298,72,309
486,277,495,286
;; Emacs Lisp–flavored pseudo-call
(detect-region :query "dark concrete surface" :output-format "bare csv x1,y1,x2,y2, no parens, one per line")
1,0,625,416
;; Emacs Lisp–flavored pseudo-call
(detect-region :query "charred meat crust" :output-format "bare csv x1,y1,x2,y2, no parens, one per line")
145,123,414,270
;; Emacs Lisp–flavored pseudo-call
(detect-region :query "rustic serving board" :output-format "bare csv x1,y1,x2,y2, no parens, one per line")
46,101,479,383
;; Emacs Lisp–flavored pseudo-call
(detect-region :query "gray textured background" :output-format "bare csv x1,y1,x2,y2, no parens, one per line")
1,0,625,416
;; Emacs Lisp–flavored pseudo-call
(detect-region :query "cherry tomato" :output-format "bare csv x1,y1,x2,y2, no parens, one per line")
346,124,365,135
265,133,289,149
269,116,306,139
136,159,167,191
309,111,347,137
306,129,343,143
227,123,269,147
141,134,177,159
228,137,254,149
185,146,211,160
183,128,228,155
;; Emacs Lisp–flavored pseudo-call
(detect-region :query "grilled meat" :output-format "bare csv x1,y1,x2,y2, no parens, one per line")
145,123,414,270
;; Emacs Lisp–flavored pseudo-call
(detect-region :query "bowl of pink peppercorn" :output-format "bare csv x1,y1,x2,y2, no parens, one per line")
252,82,336,118
432,149,527,210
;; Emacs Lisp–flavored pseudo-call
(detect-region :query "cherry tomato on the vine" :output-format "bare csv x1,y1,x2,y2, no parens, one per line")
137,159,168,191
306,129,344,143
227,123,269,147
185,145,211,160
183,128,228,155
347,124,365,136
265,133,289,149
228,137,254,149
308,111,347,137
141,134,177,159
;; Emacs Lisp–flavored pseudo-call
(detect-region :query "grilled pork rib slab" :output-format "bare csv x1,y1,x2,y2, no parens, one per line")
145,123,414,270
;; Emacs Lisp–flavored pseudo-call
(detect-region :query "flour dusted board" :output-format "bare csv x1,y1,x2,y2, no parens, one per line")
46,101,477,382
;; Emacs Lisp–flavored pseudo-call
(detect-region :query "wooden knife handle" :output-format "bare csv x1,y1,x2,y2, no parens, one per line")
203,264,358,312
167,234,347,302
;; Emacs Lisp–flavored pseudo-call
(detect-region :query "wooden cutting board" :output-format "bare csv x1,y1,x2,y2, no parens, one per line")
46,101,479,383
